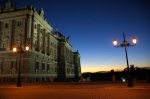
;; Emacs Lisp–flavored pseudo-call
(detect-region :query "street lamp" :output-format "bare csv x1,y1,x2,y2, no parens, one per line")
13,35,29,87
113,33,137,87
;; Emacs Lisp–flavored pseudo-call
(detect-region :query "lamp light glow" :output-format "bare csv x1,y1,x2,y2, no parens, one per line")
13,47,17,52
25,46,29,51
113,39,117,46
132,37,137,44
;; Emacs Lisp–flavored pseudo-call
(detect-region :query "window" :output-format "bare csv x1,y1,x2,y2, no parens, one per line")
2,44,4,48
42,63,45,70
54,45,56,48
5,23,8,28
67,68,70,74
35,61,39,70
17,21,21,26
72,69,74,73
55,67,57,73
34,24,36,29
47,64,50,70
11,61,13,69
11,61,17,69
0,61,3,70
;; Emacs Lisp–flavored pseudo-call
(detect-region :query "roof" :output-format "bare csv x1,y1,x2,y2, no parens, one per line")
53,31,65,38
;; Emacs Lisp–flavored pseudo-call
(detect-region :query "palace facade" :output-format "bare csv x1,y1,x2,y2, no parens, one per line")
0,0,81,82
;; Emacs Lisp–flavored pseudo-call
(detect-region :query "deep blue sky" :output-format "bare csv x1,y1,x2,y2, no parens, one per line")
1,0,150,72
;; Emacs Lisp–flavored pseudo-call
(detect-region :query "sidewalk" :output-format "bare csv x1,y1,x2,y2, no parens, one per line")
0,82,150,99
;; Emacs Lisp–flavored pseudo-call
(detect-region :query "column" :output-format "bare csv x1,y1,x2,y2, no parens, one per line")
37,24,40,51
27,15,32,38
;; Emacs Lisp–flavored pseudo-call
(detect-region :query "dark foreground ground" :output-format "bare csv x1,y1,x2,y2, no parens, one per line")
0,81,150,99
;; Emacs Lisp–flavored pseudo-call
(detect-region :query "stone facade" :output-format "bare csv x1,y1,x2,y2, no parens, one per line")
0,0,81,82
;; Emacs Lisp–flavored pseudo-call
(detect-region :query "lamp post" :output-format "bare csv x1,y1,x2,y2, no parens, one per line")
113,33,137,87
13,35,29,87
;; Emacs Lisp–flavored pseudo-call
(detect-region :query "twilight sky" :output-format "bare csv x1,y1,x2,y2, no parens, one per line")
1,0,150,72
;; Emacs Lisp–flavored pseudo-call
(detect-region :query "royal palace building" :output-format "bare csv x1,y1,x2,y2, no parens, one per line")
0,0,81,82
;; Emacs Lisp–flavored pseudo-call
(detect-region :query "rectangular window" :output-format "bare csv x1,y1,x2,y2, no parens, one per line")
35,61,39,69
42,63,45,70
11,61,13,69
67,68,69,74
55,67,57,73
11,61,17,69
17,21,21,26
72,69,74,73
5,23,8,28
15,61,17,70
47,64,50,70
3,44,4,48
34,24,36,29
0,61,3,70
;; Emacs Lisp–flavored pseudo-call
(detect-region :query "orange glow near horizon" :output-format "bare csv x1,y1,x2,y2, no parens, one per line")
81,63,150,73
81,65,124,73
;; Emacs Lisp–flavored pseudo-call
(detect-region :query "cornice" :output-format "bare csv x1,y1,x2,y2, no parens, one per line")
0,10,30,19
65,42,73,50
34,11,52,32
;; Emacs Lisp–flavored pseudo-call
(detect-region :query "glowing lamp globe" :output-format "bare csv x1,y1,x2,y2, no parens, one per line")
113,39,118,46
13,47,17,52
26,46,29,51
132,37,137,44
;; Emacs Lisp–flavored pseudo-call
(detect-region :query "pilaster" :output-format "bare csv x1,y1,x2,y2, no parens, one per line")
27,15,32,38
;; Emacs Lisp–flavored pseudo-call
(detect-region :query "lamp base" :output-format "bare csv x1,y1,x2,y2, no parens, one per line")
128,83,133,87
17,83,21,87
127,76,133,87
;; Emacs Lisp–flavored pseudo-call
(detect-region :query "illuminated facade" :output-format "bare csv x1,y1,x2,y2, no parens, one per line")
0,0,81,82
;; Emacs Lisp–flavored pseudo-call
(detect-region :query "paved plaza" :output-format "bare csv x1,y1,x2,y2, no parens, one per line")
0,82,150,99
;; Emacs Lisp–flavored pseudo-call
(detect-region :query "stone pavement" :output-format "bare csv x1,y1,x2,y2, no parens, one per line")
0,82,150,99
